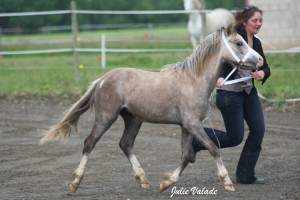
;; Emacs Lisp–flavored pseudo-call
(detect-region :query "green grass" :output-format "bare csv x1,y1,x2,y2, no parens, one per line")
0,27,299,103
255,53,300,101
1,26,189,41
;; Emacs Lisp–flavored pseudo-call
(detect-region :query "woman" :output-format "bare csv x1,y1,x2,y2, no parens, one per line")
191,5,271,184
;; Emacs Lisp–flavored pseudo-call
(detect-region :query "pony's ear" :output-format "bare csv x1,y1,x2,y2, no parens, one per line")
220,27,225,34
226,23,236,36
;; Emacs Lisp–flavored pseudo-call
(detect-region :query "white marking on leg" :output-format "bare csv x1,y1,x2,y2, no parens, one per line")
160,167,181,192
129,155,145,178
70,154,89,192
171,167,181,182
215,157,234,191
75,154,89,176
215,158,226,177
129,155,149,189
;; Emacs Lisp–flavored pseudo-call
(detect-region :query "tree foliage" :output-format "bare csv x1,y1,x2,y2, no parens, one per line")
0,0,243,33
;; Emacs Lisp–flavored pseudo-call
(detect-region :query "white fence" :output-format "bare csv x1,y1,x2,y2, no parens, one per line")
0,5,299,102
1,8,299,54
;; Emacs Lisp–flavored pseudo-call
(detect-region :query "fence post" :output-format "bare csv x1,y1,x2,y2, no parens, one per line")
71,0,80,84
0,27,2,50
201,0,206,40
101,34,106,70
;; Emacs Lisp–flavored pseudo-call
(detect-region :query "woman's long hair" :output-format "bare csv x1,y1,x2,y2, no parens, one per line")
234,5,263,31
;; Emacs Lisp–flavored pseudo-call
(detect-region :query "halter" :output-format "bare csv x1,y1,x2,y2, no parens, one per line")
221,31,254,86
205,31,256,151
221,67,253,85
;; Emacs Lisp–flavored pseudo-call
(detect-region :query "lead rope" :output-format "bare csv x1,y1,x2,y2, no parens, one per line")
222,66,253,86
205,70,254,150
205,70,253,150
203,91,221,149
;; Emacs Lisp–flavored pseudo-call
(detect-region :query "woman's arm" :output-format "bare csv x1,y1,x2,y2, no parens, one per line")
254,38,271,84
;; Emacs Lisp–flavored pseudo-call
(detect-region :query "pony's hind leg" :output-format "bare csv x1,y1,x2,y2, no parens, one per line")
159,127,192,192
70,116,118,193
70,154,88,192
119,110,150,189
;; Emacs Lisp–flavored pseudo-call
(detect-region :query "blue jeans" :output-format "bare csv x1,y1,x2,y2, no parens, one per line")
192,87,265,183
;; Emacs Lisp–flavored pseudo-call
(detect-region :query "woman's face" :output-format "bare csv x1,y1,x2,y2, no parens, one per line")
244,11,263,35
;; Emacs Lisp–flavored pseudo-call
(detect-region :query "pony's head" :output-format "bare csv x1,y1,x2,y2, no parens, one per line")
221,24,263,70
163,24,263,80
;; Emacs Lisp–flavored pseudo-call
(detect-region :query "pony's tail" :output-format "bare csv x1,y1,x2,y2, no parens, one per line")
40,79,100,145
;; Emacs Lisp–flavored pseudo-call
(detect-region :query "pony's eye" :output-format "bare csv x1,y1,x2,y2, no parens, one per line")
236,42,243,46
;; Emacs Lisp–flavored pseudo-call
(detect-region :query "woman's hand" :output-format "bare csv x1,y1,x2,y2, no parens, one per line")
252,70,265,81
216,77,224,88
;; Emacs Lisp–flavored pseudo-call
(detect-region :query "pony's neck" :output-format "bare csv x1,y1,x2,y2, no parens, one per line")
191,31,221,77
204,58,223,94
194,32,223,93
164,31,222,91
189,12,202,20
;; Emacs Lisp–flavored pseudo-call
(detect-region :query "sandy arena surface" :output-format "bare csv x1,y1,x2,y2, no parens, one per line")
0,102,299,200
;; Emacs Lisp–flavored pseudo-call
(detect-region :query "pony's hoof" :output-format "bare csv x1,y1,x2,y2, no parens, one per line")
69,183,78,193
141,183,150,190
159,181,172,193
159,183,165,192
224,185,235,191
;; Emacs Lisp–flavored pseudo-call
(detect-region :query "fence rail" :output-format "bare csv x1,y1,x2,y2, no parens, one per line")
1,8,299,55
0,4,299,102
0,9,217,18
1,47,300,55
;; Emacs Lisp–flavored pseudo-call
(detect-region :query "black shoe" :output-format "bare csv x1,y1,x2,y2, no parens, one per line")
236,177,265,184
252,177,265,184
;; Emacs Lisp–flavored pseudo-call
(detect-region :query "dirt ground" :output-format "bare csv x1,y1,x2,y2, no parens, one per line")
0,101,299,200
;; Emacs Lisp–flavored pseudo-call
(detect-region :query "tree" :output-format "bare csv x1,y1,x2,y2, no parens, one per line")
0,0,243,34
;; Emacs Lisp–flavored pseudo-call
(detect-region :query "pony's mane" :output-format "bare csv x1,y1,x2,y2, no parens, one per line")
162,30,221,79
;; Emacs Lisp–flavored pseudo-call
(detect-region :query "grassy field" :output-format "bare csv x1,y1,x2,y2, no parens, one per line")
0,26,299,104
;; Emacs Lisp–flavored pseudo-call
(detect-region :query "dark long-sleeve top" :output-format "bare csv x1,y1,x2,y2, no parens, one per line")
220,29,271,85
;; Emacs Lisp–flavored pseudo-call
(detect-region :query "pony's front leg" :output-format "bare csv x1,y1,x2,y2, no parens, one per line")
160,168,181,192
159,128,192,192
215,157,235,191
188,122,235,191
